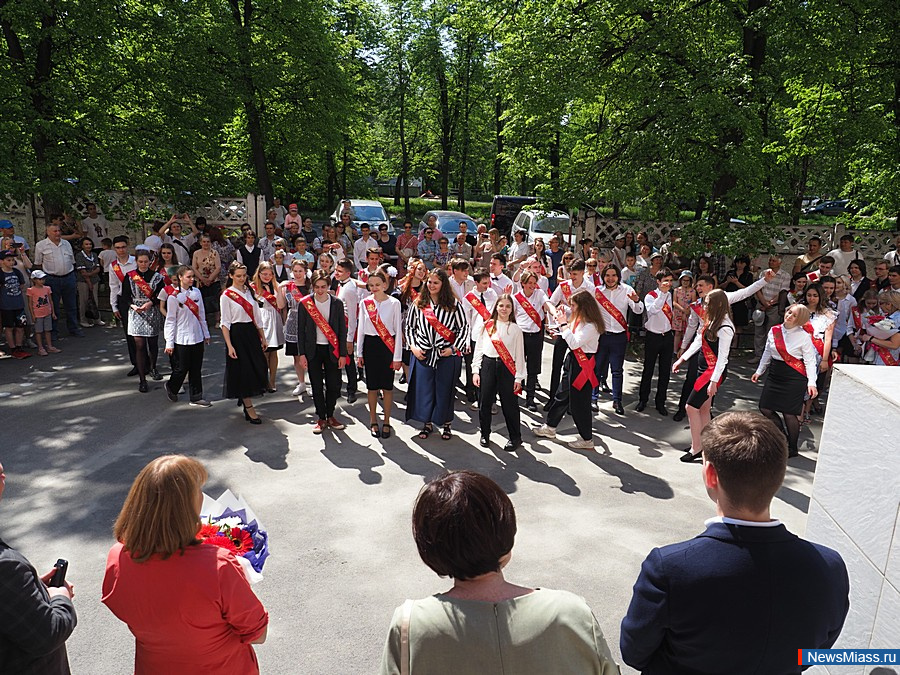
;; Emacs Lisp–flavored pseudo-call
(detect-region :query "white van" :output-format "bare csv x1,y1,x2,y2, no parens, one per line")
511,209,574,249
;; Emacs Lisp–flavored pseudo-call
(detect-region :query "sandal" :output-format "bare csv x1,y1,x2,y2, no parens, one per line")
382,424,392,438
418,424,433,440
441,424,452,440
370,423,381,438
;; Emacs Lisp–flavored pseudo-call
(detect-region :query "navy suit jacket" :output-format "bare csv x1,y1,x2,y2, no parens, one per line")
620,522,849,675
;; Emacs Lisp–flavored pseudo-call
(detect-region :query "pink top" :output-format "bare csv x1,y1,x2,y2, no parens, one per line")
26,285,53,318
102,541,268,675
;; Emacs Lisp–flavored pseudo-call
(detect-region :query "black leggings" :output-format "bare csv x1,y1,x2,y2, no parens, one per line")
759,407,801,454
133,336,159,383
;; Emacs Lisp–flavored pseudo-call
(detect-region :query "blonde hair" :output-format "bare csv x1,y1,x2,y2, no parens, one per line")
113,455,207,561
786,303,810,326
879,289,900,313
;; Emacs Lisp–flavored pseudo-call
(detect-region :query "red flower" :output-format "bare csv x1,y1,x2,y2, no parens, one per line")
202,534,237,554
230,528,254,555
868,315,886,325
197,524,221,541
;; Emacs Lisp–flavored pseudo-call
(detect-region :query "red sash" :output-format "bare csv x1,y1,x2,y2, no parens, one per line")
483,320,517,376
252,283,278,309
802,323,837,366
178,290,202,324
874,345,899,366
301,294,340,360
127,270,155,300
595,287,630,339
690,300,705,318
363,297,395,355
851,306,862,332
465,291,491,322
224,288,258,326
515,291,543,328
561,280,573,303
421,305,457,345
649,290,673,326
159,269,177,297
568,322,599,390
693,328,724,391
286,281,304,304
111,260,126,282
772,325,807,376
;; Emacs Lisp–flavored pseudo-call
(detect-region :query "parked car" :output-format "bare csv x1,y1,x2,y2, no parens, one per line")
489,195,537,237
511,209,574,249
417,210,478,239
331,199,393,234
802,199,853,216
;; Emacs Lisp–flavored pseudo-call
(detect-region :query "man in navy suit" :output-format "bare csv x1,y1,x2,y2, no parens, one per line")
621,412,849,674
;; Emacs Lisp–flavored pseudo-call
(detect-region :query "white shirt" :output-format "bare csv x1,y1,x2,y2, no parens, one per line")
826,248,860,275
107,256,137,313
681,277,771,350
883,249,900,266
82,215,109,248
833,295,858,343
164,287,210,348
356,295,403,361
449,275,474,303
335,278,360,338
549,277,594,324
220,286,265,329
473,320,526,383
507,241,530,267
464,287,498,342
143,234,163,253
755,323,818,386
33,238,75,276
490,272,513,296
643,288,673,334
560,320,602,355
682,318,735,383
594,283,643,334
705,516,782,528
164,234,196,265
512,288,549,333
313,297,332,345
353,236,376,269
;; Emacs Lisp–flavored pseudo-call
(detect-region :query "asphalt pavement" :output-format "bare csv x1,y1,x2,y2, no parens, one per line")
0,326,822,674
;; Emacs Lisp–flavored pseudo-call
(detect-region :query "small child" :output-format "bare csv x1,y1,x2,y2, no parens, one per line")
672,269,697,352
1,249,31,358
621,253,638,288
26,270,60,355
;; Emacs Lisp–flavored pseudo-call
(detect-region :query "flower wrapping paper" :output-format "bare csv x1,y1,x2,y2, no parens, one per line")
200,489,269,584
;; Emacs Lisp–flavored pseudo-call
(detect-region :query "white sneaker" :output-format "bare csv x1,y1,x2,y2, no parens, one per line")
292,383,303,397
93,319,106,326
534,424,557,438
469,401,479,411
305,384,313,397
569,438,595,450
80,321,92,328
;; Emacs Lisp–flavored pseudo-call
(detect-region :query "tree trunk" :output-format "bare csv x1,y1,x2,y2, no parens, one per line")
494,93,503,195
326,150,337,210
341,137,348,198
694,194,706,221
612,201,620,219
436,62,452,210
549,130,560,198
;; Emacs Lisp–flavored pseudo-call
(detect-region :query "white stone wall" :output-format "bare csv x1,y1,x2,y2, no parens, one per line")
805,365,900,675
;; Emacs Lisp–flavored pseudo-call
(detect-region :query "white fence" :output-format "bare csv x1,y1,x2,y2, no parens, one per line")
2,193,267,247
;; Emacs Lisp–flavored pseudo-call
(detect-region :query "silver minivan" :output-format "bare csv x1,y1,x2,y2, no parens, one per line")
511,209,574,249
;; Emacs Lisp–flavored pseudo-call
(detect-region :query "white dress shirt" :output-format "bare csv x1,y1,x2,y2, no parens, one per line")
560,320,601,355
643,288,674,334
755,323,818,386
313,297,332,344
107,256,137,313
512,288,549,333
681,277,771,350
594,283,643,334
353,236,377,269
833,295,858,343
490,272,513,296
220,286,264,329
463,287,498,342
356,295,404,362
335,278,360,339
33,238,75,276
472,320,526,383
826,248,860,275
705,516,782,528
164,234,196,265
143,234,163,253
164,288,210,349
681,318,735,383
449,275,474,303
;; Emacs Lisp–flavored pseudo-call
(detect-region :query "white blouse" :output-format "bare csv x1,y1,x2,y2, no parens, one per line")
472,320,527,382
755,324,818,386
356,295,403,361
559,320,602,355
219,286,264,329
164,288,210,349
682,318,735,384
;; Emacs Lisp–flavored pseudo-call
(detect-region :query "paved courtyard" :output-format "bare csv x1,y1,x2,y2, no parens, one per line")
1,328,822,674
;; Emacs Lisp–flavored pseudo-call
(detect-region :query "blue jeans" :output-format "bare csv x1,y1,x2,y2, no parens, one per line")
45,271,80,336
406,355,461,426
595,332,628,401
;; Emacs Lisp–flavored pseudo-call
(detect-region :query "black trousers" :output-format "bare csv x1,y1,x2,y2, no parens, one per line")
546,352,594,441
522,331,543,400
168,342,205,401
548,335,569,400
676,352,700,413
479,357,521,443
639,330,674,407
309,344,342,419
461,340,476,400
343,355,358,394
118,299,137,366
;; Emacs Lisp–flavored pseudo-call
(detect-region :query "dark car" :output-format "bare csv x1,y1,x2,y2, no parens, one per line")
802,199,854,217
489,195,537,237
417,211,478,239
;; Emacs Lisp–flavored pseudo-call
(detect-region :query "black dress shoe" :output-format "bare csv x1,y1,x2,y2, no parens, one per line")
590,400,599,412
636,401,647,412
672,409,686,422
127,367,138,377
479,436,490,448
138,381,149,393
346,391,357,404
599,381,610,394
503,440,522,452
526,400,538,412
656,405,669,416
613,400,624,415
149,368,163,381
165,384,178,402
680,449,702,463
788,449,799,458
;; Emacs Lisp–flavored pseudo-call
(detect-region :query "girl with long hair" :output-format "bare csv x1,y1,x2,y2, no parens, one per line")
397,258,427,384
535,290,606,450
163,265,211,407
282,259,310,398
220,261,269,423
672,288,734,462
123,250,165,392
473,294,526,451
251,262,286,392
356,270,403,438
404,268,470,440
801,282,836,420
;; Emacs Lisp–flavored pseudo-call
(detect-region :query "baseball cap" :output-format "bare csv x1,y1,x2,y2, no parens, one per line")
0,249,15,259
614,232,625,240
289,203,298,210
0,219,14,230
31,269,47,279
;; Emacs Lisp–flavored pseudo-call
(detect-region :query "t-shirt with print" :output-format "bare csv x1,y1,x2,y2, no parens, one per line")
26,285,53,318
0,269,26,310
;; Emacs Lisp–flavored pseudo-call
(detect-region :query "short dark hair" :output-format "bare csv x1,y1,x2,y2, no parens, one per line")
655,267,673,282
819,255,835,265
701,412,787,512
451,259,470,272
113,235,129,245
889,265,900,275
696,274,716,286
336,258,354,272
839,234,854,243
569,259,586,273
808,236,822,244
491,253,507,265
413,471,516,580
473,270,491,283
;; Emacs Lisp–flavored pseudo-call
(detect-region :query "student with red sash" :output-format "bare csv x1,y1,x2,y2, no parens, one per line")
751,304,818,457
473,294,526,451
333,259,361,404
356,270,403,438
801,282,837,421
163,265,211,407
296,269,349,434
220,261,269,424
593,264,643,415
448,258,476,401
535,290,605,450
512,270,554,411
404,268,470,440
107,235,139,374
546,259,593,408
858,289,900,366
281,260,311,398
396,259,428,386
251,262,286,393
122,250,166,392
638,269,676,416
672,289,734,462
463,270,498,409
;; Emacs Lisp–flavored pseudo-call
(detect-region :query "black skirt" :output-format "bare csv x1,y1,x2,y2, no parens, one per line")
223,322,269,399
200,282,221,315
759,359,807,416
285,340,299,356
362,334,395,390
686,349,728,409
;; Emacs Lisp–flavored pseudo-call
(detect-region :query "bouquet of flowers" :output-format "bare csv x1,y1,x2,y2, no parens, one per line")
199,490,269,584
865,314,899,341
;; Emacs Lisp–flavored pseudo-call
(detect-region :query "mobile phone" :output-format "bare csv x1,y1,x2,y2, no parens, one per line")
49,558,68,587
